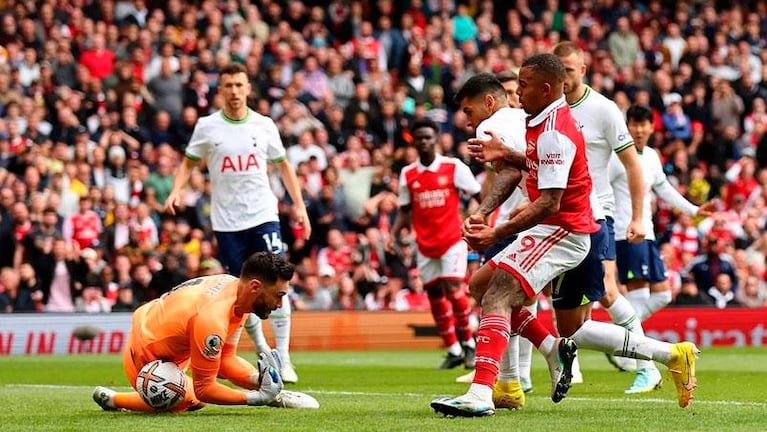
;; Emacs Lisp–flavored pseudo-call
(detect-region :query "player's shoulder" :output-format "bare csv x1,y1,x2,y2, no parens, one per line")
584,87,623,115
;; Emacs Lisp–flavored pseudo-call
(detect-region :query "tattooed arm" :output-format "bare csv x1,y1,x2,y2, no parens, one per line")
475,161,522,219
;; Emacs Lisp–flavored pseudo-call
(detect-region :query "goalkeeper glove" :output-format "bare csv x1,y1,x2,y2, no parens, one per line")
246,350,284,406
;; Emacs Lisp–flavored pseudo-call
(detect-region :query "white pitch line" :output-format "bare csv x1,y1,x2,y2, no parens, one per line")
6,384,767,408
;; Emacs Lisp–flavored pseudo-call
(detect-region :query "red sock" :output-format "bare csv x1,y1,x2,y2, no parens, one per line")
511,307,551,348
447,288,473,343
472,314,510,387
429,296,458,348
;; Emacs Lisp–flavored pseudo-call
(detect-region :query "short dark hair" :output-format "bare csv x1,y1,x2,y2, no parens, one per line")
626,104,654,123
495,70,518,83
241,252,294,284
454,72,506,104
219,62,248,77
521,54,566,84
410,118,440,134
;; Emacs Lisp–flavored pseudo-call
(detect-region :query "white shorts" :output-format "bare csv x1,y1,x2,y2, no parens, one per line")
490,224,590,298
417,239,468,287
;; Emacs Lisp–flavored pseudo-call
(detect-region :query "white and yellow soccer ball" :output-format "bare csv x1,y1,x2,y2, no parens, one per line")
135,360,188,411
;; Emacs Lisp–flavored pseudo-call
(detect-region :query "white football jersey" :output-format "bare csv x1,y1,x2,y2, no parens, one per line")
608,147,665,241
185,109,287,232
475,107,529,226
570,86,634,218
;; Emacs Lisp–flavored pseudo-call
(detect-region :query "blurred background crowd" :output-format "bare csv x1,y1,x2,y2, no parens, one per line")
1,0,767,314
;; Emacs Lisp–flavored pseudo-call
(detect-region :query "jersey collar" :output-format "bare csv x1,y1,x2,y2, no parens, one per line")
417,154,443,172
527,96,567,127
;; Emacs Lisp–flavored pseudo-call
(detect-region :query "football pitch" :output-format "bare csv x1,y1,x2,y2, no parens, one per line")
0,348,765,432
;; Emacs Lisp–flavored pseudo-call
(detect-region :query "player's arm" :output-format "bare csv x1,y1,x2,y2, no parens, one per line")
165,156,201,215
475,161,522,220
167,120,208,215
466,130,569,249
608,104,645,242
453,158,484,217
190,315,282,406
467,130,527,170
616,145,645,228
275,158,311,240
389,168,413,247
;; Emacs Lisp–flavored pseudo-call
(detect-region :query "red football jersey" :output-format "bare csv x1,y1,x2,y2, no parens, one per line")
524,98,599,234
399,156,481,258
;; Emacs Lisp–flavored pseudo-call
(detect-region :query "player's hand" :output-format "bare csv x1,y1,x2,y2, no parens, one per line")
164,191,182,215
295,206,312,240
463,214,485,235
626,220,645,244
463,223,498,252
696,200,718,217
246,350,284,406
467,130,508,163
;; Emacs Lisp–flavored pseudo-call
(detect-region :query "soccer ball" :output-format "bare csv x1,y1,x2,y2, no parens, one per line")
135,360,187,411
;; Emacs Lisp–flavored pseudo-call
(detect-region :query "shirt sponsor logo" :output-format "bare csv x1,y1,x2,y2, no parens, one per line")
220,153,261,172
415,188,450,209
540,152,565,165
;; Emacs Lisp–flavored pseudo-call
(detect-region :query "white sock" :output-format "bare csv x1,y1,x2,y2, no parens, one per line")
270,294,292,363
468,383,493,402
607,295,643,334
447,341,463,356
570,320,672,364
643,291,672,320
538,334,556,357
626,288,650,320
244,314,271,354
518,304,536,384
462,338,476,349
498,334,520,382
607,295,655,369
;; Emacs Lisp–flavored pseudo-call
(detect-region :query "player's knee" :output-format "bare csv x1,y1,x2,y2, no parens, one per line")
468,276,486,302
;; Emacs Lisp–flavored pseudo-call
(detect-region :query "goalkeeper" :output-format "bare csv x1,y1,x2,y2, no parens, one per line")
92,252,317,412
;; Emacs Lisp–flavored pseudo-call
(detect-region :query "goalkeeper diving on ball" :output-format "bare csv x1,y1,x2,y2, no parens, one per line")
92,252,319,412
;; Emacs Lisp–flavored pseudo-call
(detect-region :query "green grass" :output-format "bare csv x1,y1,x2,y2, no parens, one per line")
0,348,765,432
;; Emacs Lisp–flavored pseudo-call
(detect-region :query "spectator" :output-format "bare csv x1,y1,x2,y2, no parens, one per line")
673,277,714,307
332,275,364,311
147,59,184,122
294,274,333,311
608,16,640,69
37,238,83,312
735,275,766,308
394,268,429,311
705,273,741,308
683,236,739,297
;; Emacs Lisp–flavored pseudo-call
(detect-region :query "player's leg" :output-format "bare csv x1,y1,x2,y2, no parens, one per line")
420,250,462,368
431,227,587,416
599,219,645,372
441,240,475,369
609,240,661,380
470,266,524,409
518,297,536,392
256,222,296,382
626,242,673,321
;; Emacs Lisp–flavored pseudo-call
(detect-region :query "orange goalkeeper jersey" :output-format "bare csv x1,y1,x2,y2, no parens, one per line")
130,274,253,404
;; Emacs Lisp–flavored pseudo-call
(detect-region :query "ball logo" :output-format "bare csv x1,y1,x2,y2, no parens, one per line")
203,334,223,358
618,133,628,142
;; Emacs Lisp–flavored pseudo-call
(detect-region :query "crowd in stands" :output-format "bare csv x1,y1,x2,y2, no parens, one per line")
1,0,767,313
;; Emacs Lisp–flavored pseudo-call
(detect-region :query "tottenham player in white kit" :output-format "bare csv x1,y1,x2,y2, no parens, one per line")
450,72,533,408
165,63,311,384
553,42,649,388
608,104,715,391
